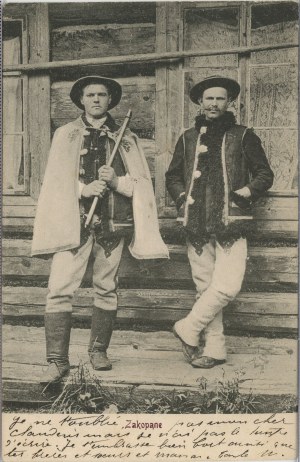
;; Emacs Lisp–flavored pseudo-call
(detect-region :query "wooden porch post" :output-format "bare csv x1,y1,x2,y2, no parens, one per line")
155,2,182,217
28,3,51,201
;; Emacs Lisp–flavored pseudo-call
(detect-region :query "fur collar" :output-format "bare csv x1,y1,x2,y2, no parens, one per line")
195,111,236,133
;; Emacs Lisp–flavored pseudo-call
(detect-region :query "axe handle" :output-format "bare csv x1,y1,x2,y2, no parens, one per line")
85,109,132,227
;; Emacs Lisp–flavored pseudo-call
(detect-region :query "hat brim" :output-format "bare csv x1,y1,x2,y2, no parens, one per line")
190,77,240,105
70,76,122,110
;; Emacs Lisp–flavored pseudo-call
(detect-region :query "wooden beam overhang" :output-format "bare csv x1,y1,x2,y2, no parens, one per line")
3,42,298,73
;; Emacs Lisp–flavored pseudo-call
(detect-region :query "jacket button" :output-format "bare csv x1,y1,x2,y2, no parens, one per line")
194,170,201,178
187,195,195,205
80,148,88,155
198,144,208,153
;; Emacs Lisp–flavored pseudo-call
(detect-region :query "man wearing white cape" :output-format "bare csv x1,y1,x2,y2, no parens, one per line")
32,76,169,383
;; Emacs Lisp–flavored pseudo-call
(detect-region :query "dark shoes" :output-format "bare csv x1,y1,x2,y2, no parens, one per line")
40,312,72,385
191,356,226,369
40,360,70,385
88,307,116,371
172,326,201,363
89,351,112,371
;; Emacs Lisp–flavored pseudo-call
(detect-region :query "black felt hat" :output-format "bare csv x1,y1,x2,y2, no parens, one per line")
70,75,122,110
190,75,240,104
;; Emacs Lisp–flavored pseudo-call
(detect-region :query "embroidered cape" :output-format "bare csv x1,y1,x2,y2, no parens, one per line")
31,116,169,260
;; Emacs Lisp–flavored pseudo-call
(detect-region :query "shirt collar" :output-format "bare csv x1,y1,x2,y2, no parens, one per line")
85,114,107,129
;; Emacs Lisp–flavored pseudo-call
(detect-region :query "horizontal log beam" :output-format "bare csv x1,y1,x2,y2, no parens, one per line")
4,43,298,73
2,241,298,292
2,217,298,241
51,23,155,61
3,287,298,335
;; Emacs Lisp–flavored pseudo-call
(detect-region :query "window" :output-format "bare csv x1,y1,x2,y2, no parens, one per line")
183,2,298,191
3,20,28,195
157,2,298,216
183,6,241,129
249,2,298,190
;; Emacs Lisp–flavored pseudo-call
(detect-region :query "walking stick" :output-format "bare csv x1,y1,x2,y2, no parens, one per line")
85,109,132,227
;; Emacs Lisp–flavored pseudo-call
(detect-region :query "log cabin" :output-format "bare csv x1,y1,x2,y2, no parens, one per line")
2,2,298,404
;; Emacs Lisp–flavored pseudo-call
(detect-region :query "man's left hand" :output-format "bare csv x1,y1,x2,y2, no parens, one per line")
234,186,251,198
98,166,118,190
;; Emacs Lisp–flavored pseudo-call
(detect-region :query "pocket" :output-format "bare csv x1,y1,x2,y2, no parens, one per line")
229,191,252,212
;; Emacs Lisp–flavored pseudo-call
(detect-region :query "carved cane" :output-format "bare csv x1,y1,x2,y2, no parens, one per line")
85,109,132,227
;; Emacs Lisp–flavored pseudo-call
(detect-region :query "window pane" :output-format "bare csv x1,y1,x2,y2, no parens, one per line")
3,134,25,192
3,77,23,133
184,7,240,67
249,66,297,128
3,21,22,65
255,129,297,190
251,2,298,64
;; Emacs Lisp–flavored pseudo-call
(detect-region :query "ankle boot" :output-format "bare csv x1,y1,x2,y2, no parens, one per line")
40,312,72,385
88,307,116,371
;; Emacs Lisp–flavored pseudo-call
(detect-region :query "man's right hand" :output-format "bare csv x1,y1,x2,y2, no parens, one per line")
81,180,107,198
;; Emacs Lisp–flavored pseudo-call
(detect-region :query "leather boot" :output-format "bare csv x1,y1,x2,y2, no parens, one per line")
40,312,72,385
88,307,116,371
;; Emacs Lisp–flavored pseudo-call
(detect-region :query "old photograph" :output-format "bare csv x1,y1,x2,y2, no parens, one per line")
2,1,298,461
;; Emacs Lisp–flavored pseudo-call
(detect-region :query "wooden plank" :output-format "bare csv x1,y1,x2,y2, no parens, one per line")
3,287,298,334
4,325,296,356
253,195,298,220
3,196,36,206
4,43,298,73
155,3,182,215
3,194,296,221
255,220,297,238
49,3,156,26
51,77,155,137
3,328,297,365
3,286,298,315
161,196,298,221
2,241,298,290
3,3,33,17
2,247,297,287
3,378,297,412
3,205,37,218
3,217,34,229
28,4,51,201
51,23,155,61
159,218,298,241
155,2,168,214
2,326,297,396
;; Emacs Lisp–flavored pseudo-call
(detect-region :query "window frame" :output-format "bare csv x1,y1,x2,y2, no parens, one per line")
155,1,298,217
3,17,30,196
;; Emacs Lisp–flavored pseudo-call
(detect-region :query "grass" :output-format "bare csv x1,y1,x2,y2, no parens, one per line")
3,364,297,415
22,363,294,415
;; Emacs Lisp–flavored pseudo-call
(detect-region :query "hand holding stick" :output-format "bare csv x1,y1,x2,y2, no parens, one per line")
85,109,132,227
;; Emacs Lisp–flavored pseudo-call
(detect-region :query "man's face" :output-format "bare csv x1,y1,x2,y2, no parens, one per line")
80,84,111,119
199,87,230,120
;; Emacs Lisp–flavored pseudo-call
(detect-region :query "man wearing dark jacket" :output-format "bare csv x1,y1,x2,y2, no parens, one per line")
166,75,273,368
32,76,168,384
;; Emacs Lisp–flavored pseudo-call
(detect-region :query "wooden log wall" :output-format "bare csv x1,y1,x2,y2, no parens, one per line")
50,21,156,183
2,3,298,339
2,239,298,336
51,24,155,61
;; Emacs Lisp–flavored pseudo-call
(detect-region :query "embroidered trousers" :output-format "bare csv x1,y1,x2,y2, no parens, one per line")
175,237,247,359
46,235,124,313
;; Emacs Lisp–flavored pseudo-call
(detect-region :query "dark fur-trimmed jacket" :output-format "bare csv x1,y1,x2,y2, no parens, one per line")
165,112,274,242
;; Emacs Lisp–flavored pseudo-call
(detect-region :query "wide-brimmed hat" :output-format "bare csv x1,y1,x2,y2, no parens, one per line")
190,75,240,104
70,75,122,110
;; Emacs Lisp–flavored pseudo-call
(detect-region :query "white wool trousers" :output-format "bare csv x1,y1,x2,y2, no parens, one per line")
46,235,124,313
175,236,247,359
